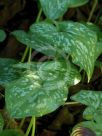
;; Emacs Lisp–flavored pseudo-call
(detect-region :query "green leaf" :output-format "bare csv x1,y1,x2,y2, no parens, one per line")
71,90,102,121
11,30,30,46
30,22,57,33
12,23,57,56
40,0,69,19
40,0,89,19
29,22,58,56
58,21,98,81
0,113,4,131
0,58,22,86
68,0,89,7
5,60,80,118
5,70,68,118
0,129,23,136
0,29,6,42
12,21,100,80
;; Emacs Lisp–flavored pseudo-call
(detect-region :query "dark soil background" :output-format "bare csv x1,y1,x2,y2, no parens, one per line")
0,0,102,136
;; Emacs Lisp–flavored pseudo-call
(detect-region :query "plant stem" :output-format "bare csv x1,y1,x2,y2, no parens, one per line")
25,117,33,136
20,8,42,63
87,0,98,22
36,8,42,22
94,8,102,23
64,102,80,105
19,118,25,129
21,47,29,62
28,48,32,63
23,8,42,136
31,117,36,136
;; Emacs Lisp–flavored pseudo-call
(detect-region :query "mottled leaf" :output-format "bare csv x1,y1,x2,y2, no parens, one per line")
0,129,23,136
0,58,22,86
40,0,69,19
12,23,57,56
12,21,100,80
30,21,99,80
6,60,80,118
40,0,89,20
0,113,4,131
0,29,6,42
6,70,68,118
58,21,98,80
30,22,57,33
71,90,102,120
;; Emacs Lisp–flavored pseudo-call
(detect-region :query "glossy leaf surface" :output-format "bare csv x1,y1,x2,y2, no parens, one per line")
6,60,80,118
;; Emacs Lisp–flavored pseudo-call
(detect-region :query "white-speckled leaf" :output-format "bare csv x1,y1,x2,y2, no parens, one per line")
29,22,58,56
58,21,98,80
5,60,80,118
30,22,57,33
0,129,23,136
0,29,6,42
0,58,21,86
83,23,102,59
12,23,57,56
5,70,68,118
40,0,89,20
71,90,102,120
13,60,81,86
0,113,4,131
40,0,69,19
37,60,81,86
12,21,100,80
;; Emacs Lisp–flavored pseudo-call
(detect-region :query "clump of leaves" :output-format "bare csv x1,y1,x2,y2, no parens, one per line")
0,0,102,136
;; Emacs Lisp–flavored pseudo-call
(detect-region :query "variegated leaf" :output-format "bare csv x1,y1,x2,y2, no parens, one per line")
71,90,102,120
5,60,80,118
58,21,98,81
12,21,100,80
40,0,89,19
40,0,69,19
